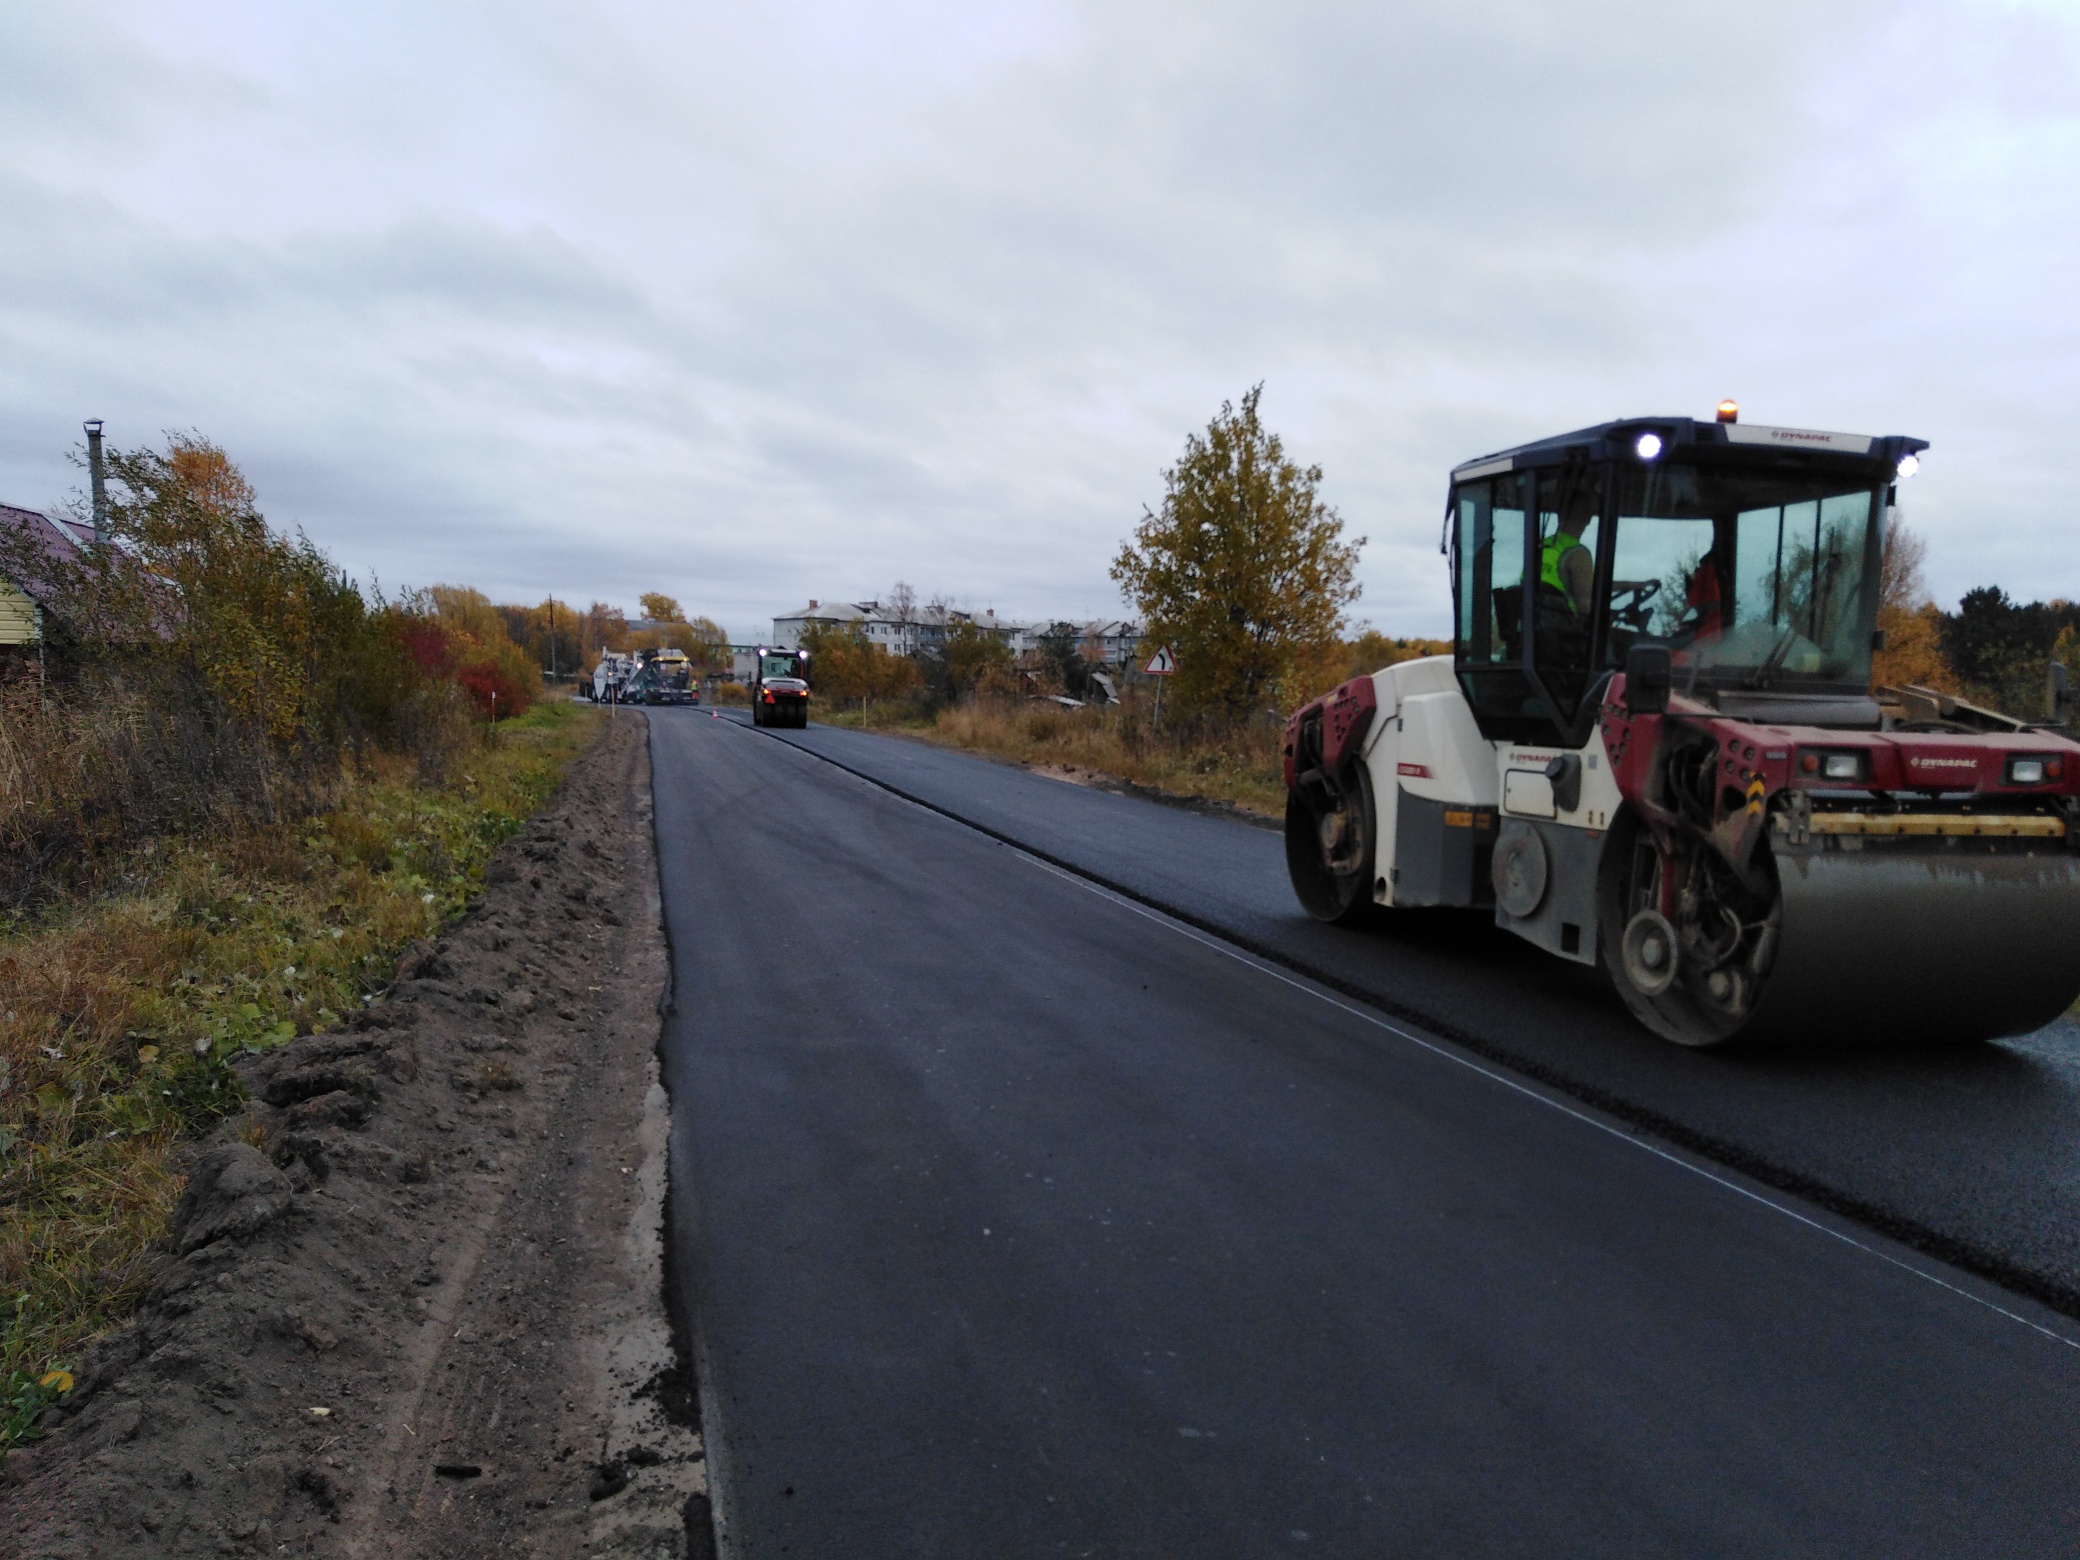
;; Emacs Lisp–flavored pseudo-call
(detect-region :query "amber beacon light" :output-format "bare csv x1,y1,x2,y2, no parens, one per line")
1716,399,1740,424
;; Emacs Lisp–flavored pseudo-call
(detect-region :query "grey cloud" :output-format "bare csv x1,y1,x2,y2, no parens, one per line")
1,0,2074,641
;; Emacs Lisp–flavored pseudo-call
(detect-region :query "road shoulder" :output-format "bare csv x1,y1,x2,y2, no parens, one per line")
0,711,710,1559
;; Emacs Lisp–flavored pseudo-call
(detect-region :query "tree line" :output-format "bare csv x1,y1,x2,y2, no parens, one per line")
1873,523,2079,720
797,608,1022,710
0,435,559,900
529,593,731,680
796,385,1379,725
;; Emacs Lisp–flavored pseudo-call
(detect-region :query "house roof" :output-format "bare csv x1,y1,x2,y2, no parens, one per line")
775,601,875,624
0,504,181,646
0,504,93,601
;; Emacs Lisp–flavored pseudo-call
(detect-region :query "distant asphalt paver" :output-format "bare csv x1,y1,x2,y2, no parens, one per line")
649,707,2080,1558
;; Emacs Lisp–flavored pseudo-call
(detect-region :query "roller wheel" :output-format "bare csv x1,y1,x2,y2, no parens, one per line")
1285,766,1376,924
1596,806,1774,1049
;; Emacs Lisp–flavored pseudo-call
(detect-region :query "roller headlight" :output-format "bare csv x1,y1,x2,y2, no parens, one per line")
2007,756,2058,785
1799,750,1866,783
1635,432,1664,461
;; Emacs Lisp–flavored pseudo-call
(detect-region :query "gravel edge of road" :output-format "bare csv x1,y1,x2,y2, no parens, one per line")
752,718,2080,1327
0,712,718,1559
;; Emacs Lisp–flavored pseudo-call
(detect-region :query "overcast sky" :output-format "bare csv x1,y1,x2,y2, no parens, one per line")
3,0,2076,640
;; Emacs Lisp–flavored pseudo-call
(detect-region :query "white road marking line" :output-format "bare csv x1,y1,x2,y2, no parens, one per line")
1015,850,2080,1354
726,717,2080,1354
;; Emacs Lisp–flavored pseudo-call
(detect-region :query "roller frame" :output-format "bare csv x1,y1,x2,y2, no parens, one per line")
1283,660,2080,1047
1280,412,2080,1047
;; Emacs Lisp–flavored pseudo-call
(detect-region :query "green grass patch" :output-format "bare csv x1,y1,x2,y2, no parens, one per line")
0,701,599,1445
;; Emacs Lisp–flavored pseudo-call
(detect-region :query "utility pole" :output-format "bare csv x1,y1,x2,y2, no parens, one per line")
84,420,108,543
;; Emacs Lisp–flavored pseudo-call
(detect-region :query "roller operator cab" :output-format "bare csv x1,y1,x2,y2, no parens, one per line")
1285,411,2080,1047
751,646,811,728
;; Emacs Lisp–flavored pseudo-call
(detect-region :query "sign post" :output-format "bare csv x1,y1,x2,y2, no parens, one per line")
1142,644,1176,730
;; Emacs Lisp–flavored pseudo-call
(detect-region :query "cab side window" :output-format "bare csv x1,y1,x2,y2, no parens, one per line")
1454,473,1552,739
1531,464,1605,722
1454,475,1527,666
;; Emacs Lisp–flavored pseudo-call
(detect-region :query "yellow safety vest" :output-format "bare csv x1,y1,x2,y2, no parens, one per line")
1540,534,1589,614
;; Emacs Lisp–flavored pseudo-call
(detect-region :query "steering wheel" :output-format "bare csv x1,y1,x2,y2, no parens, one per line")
1608,579,1660,633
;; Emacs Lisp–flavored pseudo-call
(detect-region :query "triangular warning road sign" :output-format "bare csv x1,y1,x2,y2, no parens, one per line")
1142,644,1176,676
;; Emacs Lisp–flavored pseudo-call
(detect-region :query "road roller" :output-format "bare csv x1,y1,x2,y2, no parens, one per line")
1284,406,2080,1046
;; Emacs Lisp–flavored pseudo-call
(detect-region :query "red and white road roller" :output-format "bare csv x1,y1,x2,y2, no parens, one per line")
1284,407,2080,1046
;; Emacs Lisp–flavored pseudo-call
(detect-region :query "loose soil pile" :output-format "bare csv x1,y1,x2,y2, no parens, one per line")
0,712,707,1559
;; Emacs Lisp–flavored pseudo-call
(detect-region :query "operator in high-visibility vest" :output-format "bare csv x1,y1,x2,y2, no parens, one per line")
1538,506,1595,617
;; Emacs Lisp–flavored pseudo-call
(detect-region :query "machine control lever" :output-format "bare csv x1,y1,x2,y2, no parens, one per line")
1625,645,1672,715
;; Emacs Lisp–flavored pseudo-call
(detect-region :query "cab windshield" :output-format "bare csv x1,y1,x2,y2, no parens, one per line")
1605,463,1882,690
1453,457,1886,740
760,655,803,681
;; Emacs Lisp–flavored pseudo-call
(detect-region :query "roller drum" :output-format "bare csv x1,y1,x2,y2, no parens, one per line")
1744,846,2080,1045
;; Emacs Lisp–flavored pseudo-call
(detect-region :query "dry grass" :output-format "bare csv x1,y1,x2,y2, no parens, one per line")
827,694,1286,817
0,674,314,907
0,701,598,1438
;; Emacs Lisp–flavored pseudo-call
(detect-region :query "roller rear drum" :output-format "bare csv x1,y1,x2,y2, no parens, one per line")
1286,767,1376,925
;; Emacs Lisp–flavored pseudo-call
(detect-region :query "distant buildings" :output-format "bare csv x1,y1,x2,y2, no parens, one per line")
770,599,1143,668
770,599,1027,655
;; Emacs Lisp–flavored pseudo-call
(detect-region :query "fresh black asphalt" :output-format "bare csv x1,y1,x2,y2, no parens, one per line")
650,708,2080,1557
749,713,2080,1316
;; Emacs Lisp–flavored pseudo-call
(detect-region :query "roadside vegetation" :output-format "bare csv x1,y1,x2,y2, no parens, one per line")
0,435,596,1449
817,629,1450,819
548,595,733,688
819,692,1287,816
1869,520,2080,719
813,386,1395,815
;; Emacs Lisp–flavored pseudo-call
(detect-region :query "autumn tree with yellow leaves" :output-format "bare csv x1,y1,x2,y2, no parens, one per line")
1871,518,1952,692
1112,386,1363,725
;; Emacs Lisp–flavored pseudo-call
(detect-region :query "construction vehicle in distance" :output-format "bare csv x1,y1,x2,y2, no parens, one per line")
749,646,811,727
631,646,697,706
590,652,638,703
1283,404,2080,1047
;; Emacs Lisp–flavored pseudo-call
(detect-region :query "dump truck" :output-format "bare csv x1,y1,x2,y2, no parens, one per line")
1283,406,2080,1047
750,646,811,727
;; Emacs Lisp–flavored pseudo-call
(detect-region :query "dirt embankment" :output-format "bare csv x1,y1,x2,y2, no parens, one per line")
0,711,708,1559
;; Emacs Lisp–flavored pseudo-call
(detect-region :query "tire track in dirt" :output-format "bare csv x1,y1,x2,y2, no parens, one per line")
0,711,712,1559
